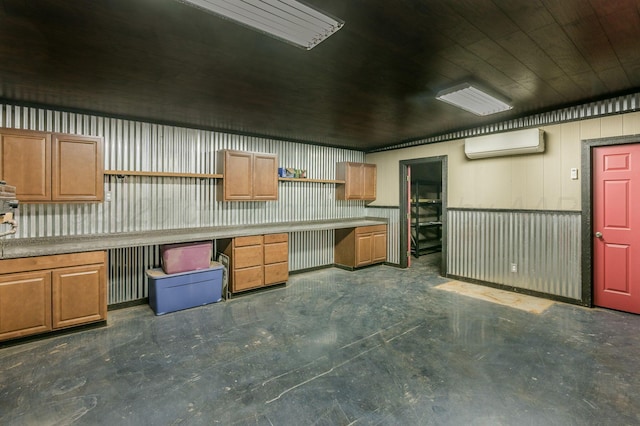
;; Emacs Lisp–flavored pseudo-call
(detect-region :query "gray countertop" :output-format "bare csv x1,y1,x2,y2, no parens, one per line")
0,217,387,259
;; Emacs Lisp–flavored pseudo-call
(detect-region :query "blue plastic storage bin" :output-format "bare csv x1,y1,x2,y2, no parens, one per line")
147,261,223,315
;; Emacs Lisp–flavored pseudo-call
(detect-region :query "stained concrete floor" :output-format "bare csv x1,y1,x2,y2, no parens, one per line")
2,254,640,425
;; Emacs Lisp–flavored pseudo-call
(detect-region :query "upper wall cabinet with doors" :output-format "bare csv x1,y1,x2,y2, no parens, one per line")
0,128,104,202
216,150,278,201
336,162,376,201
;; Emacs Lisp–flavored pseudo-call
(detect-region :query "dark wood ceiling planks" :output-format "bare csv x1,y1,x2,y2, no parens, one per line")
0,0,639,151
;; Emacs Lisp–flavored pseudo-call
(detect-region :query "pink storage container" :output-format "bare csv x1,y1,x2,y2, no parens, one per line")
161,241,212,275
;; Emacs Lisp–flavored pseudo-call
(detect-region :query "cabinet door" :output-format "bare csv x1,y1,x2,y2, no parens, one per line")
0,129,51,201
362,163,377,201
0,271,52,340
372,231,387,263
221,150,253,200
52,134,104,201
346,163,364,200
252,153,278,200
355,233,373,267
52,264,106,329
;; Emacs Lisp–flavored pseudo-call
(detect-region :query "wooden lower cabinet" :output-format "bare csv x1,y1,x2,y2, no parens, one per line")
335,225,387,269
0,251,107,342
52,264,106,329
0,271,52,340
219,233,288,293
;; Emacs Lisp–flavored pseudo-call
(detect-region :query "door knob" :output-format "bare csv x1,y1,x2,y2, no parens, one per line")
595,232,603,238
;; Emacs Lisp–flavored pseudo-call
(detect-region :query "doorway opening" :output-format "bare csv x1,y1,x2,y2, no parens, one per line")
399,156,447,274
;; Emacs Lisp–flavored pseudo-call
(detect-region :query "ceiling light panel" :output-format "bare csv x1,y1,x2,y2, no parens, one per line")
179,0,344,50
436,83,513,116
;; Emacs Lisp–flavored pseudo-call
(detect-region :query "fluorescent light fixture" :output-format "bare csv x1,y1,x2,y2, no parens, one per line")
436,82,513,116
178,0,344,50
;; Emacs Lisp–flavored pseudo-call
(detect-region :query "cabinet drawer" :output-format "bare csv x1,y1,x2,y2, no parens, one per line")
233,245,263,269
264,242,288,264
356,224,387,234
233,266,264,291
0,251,106,275
235,235,263,247
264,262,288,285
264,233,287,243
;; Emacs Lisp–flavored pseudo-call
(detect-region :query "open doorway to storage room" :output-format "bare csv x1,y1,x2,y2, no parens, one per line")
399,156,447,274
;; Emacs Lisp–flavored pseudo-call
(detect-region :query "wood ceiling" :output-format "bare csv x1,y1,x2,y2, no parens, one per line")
1,0,639,151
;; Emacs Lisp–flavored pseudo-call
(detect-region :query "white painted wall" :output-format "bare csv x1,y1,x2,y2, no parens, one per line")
366,111,640,211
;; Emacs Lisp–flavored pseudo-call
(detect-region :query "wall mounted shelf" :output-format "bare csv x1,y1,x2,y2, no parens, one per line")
105,170,223,179
278,178,344,184
104,171,344,184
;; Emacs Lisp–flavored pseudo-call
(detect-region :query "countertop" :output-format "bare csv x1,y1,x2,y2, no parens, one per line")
0,217,388,259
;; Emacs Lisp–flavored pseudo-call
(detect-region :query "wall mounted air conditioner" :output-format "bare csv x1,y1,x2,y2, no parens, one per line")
464,128,545,159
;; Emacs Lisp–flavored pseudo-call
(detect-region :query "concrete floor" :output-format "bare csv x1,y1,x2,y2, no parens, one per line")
1,254,640,425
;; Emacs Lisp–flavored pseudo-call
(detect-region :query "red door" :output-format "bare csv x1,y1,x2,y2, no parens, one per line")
407,166,412,267
593,144,640,314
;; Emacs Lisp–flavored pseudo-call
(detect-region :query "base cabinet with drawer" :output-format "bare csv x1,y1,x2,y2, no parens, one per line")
335,225,387,269
218,233,288,293
0,251,107,342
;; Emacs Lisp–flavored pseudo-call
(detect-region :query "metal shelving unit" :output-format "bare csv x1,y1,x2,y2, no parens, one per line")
410,180,442,257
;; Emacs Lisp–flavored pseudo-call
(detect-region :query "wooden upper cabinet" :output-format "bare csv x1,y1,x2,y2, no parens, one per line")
336,162,377,201
217,150,278,201
52,133,104,202
0,128,103,202
0,129,51,201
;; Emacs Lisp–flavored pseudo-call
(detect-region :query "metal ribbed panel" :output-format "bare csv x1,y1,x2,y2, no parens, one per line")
365,207,400,265
447,209,581,300
108,245,160,305
0,103,371,304
371,92,640,152
0,103,366,238
289,230,334,271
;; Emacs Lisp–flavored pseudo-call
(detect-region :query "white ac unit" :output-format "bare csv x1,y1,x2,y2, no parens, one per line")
464,128,545,159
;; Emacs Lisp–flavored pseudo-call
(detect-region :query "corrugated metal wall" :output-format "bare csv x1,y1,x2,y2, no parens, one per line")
0,103,371,304
1,104,366,238
107,229,336,305
447,209,581,300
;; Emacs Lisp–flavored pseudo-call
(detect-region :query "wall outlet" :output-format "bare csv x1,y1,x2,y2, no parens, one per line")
105,191,112,202
510,263,517,273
